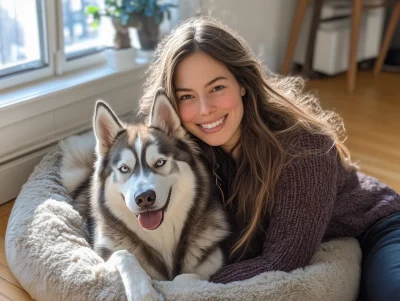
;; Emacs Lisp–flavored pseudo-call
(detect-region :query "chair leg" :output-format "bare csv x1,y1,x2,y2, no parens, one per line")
281,0,309,75
348,0,363,93
302,0,324,76
374,2,400,75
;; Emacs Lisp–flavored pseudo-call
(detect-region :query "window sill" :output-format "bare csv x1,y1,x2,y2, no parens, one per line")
0,62,149,128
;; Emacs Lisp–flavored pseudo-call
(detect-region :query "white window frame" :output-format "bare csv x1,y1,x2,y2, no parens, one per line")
54,0,108,75
0,0,56,90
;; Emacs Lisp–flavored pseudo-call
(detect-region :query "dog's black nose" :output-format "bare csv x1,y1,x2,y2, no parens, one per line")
135,190,156,208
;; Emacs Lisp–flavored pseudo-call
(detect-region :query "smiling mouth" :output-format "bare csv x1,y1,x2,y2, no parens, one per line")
199,115,226,129
135,187,172,230
197,114,227,132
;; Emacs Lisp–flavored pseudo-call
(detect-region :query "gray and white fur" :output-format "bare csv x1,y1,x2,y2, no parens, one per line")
59,89,230,281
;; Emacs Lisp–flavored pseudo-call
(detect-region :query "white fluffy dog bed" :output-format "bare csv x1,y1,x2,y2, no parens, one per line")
5,146,362,301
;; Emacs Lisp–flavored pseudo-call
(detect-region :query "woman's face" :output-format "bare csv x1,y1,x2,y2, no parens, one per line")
174,52,245,152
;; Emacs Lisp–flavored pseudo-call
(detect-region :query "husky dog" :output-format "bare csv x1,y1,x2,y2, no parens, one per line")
60,90,230,288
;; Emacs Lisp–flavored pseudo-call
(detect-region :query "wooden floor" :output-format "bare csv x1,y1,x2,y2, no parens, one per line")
0,201,33,300
307,71,400,192
0,70,399,300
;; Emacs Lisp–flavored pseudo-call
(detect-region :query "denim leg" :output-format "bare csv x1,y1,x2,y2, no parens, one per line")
358,212,400,301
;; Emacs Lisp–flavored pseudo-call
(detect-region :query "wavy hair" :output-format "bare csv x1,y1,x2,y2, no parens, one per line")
137,17,354,259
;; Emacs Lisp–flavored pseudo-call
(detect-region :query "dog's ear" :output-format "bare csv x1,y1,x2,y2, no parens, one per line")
93,101,124,156
148,89,186,139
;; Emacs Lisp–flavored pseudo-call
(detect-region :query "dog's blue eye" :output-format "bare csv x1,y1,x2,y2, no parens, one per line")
119,165,130,173
155,159,166,168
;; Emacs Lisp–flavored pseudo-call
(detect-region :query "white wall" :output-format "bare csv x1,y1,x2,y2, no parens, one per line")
200,0,297,72
0,66,147,204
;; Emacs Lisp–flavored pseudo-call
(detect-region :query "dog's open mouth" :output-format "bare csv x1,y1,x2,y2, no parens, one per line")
136,187,172,230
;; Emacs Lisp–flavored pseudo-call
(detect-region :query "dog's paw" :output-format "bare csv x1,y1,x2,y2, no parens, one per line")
107,250,162,301
129,282,160,301
124,275,160,301
172,273,206,285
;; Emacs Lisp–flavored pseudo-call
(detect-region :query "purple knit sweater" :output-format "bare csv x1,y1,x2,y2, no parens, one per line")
210,131,400,283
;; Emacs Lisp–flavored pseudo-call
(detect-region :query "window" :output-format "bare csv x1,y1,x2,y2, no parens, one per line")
0,0,114,89
0,0,181,91
63,0,106,60
57,0,115,74
0,0,48,78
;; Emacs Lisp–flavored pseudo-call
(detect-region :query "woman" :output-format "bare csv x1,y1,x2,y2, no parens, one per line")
138,17,400,300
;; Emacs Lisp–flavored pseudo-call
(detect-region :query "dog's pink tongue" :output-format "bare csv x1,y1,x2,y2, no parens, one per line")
138,210,163,230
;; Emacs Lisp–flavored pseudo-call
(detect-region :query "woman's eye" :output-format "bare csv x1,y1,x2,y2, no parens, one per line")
119,165,130,173
179,95,192,101
212,85,225,92
155,159,166,168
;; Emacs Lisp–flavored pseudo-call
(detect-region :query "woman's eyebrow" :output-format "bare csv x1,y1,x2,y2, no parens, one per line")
204,76,228,88
175,76,228,93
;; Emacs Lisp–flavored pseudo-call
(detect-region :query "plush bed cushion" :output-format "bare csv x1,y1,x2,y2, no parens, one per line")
5,147,361,301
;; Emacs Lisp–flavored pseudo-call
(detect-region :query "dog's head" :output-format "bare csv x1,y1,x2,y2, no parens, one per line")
93,89,200,231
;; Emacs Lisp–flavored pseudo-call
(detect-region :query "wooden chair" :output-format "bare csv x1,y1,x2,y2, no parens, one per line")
281,0,400,93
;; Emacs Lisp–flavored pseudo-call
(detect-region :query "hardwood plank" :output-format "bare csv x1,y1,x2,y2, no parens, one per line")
0,293,11,301
0,215,9,240
0,279,33,301
0,265,21,289
0,211,31,301
0,202,14,219
0,251,7,268
0,240,4,253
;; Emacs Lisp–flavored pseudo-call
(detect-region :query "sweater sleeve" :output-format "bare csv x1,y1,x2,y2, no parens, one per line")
211,136,339,284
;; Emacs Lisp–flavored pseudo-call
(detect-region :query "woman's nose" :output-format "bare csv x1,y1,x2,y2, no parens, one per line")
199,96,216,116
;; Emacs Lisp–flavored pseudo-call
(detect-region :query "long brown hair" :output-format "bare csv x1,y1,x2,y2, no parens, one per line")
137,17,354,258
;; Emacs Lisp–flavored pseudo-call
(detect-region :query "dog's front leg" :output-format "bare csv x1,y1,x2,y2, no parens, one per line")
107,250,163,301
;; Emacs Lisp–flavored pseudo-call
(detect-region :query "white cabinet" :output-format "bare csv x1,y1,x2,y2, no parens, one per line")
293,1,385,75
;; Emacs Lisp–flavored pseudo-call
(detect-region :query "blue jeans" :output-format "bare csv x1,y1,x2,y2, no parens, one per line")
358,212,400,301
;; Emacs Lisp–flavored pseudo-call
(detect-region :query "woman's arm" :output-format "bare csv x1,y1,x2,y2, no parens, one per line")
211,137,339,283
